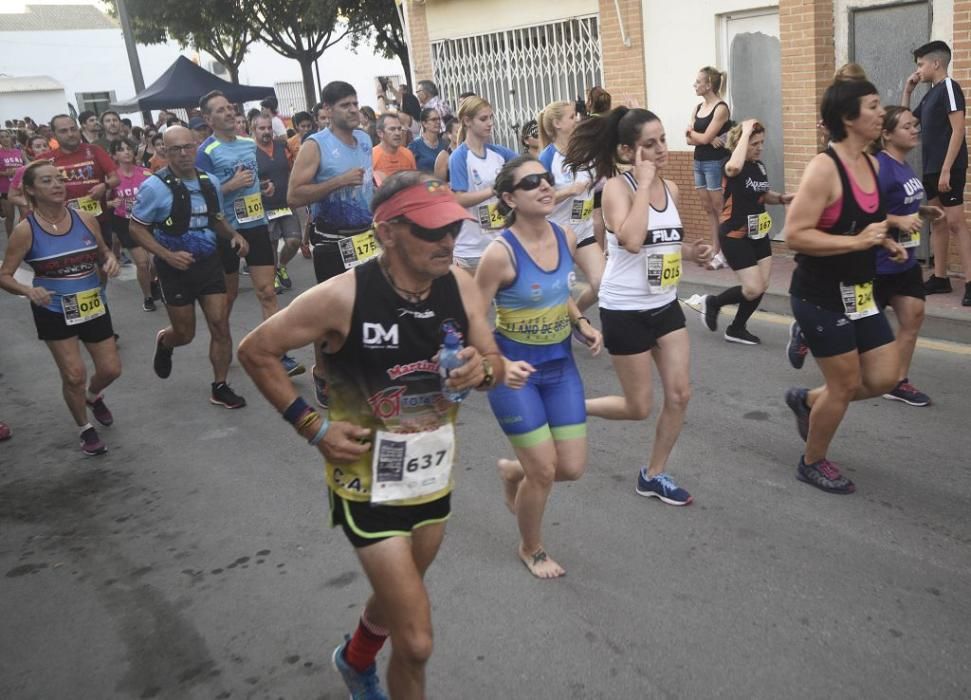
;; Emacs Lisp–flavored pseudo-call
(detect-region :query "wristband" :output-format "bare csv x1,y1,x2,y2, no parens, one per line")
573,316,589,329
283,396,311,425
309,418,330,446
296,410,320,432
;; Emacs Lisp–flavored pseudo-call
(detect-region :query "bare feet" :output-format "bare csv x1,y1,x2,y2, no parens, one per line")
519,545,565,579
497,458,524,513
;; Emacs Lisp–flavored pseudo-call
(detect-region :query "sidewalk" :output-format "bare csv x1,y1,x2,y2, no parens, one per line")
679,244,971,345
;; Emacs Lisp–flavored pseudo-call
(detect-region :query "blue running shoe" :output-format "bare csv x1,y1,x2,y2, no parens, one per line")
281,354,305,377
784,387,811,441
636,470,693,505
332,634,388,700
786,321,809,369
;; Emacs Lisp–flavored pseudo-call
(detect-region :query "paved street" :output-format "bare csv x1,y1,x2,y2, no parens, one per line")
1,254,970,699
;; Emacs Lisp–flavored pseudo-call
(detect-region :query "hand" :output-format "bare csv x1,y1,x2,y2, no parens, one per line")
165,250,195,270
317,420,372,464
780,193,796,205
232,233,250,258
102,253,120,277
444,346,484,391
87,183,106,200
856,221,890,250
938,171,951,193
741,118,758,134
106,197,121,209
905,70,921,90
711,136,725,149
883,239,908,263
503,360,535,389
341,168,365,188
25,286,52,307
575,320,603,356
897,212,923,232
229,165,255,190
261,179,275,198
693,241,713,265
632,146,656,185
921,205,945,221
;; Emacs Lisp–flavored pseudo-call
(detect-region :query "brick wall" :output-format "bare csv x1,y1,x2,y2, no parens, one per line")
947,0,971,274
404,0,433,83
598,0,647,106
664,151,707,244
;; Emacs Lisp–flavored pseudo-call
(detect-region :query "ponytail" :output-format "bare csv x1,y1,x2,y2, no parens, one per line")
700,66,727,97
537,100,571,150
564,106,660,182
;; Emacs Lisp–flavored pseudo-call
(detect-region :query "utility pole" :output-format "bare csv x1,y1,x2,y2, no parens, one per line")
116,0,153,125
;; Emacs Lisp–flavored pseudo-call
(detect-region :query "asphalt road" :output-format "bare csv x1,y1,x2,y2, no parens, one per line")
1,253,969,699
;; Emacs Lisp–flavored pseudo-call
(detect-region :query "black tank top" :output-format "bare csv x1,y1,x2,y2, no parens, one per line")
789,148,885,311
719,159,770,238
693,102,731,161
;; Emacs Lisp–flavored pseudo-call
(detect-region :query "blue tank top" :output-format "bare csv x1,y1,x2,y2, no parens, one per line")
308,128,374,230
494,222,572,365
24,210,101,314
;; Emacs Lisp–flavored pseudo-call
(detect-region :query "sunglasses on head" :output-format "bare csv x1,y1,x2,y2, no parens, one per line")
394,218,463,242
511,171,555,192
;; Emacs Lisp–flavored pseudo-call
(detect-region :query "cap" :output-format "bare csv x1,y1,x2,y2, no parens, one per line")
372,179,473,229
188,117,207,130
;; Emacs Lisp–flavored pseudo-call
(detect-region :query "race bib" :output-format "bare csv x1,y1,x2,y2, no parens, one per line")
339,230,379,269
61,288,105,326
570,197,594,223
68,196,102,217
370,424,455,504
476,202,505,230
746,212,772,239
267,207,292,221
898,229,920,249
645,252,682,294
840,281,878,320
233,193,264,224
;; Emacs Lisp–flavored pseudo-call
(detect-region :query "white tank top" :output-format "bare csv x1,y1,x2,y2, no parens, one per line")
599,173,684,311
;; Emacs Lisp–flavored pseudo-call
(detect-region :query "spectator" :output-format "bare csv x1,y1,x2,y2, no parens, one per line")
416,79,453,123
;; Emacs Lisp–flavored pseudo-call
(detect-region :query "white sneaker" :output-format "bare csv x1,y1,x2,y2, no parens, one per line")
707,252,728,270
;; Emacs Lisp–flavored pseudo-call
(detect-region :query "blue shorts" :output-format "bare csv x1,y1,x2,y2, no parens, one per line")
487,355,587,448
791,296,895,359
693,159,723,191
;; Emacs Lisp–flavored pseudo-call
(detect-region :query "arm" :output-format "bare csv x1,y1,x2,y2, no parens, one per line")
474,239,515,313
451,266,511,390
902,70,921,106
8,181,27,208
0,221,50,306
724,120,756,177
939,111,966,187
448,149,493,207
287,139,362,207
433,150,449,181
687,104,729,145
453,188,494,208
604,149,658,254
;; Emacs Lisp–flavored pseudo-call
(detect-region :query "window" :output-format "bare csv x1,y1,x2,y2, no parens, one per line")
75,91,117,116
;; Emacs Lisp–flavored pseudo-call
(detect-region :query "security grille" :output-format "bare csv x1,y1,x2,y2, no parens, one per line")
432,16,603,150
273,81,305,117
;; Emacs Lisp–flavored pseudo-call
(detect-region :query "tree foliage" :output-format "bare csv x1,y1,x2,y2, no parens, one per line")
343,0,411,82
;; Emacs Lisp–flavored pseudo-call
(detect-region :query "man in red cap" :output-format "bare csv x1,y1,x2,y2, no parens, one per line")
238,171,519,699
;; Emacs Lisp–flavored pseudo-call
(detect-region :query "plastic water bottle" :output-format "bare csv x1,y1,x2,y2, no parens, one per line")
439,329,470,403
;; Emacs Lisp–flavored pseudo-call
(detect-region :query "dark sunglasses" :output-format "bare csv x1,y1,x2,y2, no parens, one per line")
511,172,554,192
394,218,463,242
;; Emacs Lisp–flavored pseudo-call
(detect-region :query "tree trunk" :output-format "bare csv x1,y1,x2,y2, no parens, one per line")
298,56,316,111
228,64,241,84
397,47,412,85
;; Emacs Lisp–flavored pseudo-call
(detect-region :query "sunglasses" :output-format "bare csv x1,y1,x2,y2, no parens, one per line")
511,172,555,191
395,218,463,242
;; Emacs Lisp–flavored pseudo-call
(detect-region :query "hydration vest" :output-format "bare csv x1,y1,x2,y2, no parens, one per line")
153,168,221,236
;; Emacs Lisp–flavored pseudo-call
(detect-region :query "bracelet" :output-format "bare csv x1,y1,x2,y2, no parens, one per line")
308,418,330,446
296,410,320,432
573,316,589,329
283,396,312,425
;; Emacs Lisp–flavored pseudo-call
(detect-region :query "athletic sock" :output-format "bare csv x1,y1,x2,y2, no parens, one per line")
730,293,763,331
344,612,389,673
79,422,93,435
713,285,745,310
86,389,100,403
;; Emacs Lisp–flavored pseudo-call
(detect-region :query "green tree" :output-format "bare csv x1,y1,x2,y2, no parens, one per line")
343,0,411,82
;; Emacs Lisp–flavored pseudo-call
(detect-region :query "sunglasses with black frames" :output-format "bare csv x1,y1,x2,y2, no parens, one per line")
511,171,555,192
392,218,463,242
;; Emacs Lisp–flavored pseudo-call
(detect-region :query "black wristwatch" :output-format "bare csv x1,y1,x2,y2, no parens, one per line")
477,357,496,389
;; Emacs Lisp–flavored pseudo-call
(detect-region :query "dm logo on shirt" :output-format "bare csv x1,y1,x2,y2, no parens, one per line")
363,322,399,348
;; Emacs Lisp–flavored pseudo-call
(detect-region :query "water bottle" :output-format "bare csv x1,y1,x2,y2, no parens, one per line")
439,329,470,403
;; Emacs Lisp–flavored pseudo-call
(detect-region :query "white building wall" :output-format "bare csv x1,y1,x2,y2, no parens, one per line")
1,89,68,122
424,0,599,40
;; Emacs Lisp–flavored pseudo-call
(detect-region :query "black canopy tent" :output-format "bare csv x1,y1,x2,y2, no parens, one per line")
112,56,275,113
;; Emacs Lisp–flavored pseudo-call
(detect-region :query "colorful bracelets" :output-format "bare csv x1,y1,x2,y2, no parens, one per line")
283,396,328,446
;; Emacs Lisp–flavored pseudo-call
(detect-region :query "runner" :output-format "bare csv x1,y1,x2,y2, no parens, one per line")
584,87,612,250
7,133,52,212
537,100,605,311
238,171,510,700
407,108,445,173
874,106,944,406
698,119,793,344
519,120,540,158
372,113,417,184
448,96,517,273
0,128,25,237
106,138,156,311
0,161,121,455
288,80,375,407
686,66,732,269
902,40,971,305
433,117,459,182
476,156,602,578
784,78,906,494
128,126,251,408
565,107,713,506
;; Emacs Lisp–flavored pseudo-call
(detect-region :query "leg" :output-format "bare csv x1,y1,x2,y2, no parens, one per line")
2,197,15,237
509,439,566,578
585,351,654,421
224,272,239,315
888,295,924,381
130,246,153,299
929,196,950,278
83,336,122,397
159,302,197,348
574,241,605,312
727,263,769,331
695,186,719,254
647,329,692,476
247,265,279,321
279,237,300,267
705,189,724,254
803,352,861,464
44,338,89,426
944,203,971,281
198,293,232,384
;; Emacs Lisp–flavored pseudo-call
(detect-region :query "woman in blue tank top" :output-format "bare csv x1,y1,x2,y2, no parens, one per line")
475,155,602,579
0,162,122,457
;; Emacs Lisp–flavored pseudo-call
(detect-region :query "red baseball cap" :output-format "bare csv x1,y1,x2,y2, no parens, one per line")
372,179,473,229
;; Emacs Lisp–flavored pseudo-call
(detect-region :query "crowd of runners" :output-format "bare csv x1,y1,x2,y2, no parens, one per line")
1,38,969,699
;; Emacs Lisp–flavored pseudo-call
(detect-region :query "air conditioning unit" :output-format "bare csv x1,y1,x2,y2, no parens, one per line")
209,60,227,76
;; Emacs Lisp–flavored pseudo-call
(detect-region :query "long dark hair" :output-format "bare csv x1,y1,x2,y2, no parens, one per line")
493,155,539,227
564,106,660,181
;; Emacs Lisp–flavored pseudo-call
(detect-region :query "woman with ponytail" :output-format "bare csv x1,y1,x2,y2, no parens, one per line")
537,100,604,310
565,107,712,506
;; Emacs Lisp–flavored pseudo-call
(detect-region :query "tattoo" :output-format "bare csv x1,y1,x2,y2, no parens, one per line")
531,549,548,565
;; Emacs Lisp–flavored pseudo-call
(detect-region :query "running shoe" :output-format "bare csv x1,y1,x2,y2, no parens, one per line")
274,274,284,294
210,382,246,409
706,251,728,270
700,295,718,332
786,321,809,369
0,422,11,441
240,261,250,276
313,366,329,409
86,394,114,426
963,282,971,307
796,456,855,494
277,264,293,289
923,275,951,295
883,379,930,407
142,297,156,312
153,330,173,379
784,387,811,441
635,470,693,506
332,634,388,700
281,355,306,377
724,326,760,345
80,427,107,456
119,251,133,266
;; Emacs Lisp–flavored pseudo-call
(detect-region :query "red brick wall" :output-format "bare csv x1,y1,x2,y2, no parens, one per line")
665,151,707,244
404,0,433,83
947,0,971,274
599,0,647,106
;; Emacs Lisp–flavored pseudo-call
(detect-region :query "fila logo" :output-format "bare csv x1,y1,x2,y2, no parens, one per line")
650,228,683,244
363,322,399,347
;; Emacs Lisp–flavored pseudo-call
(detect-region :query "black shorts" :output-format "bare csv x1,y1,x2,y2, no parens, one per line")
97,214,113,249
218,225,275,271
720,234,772,271
923,168,966,207
593,190,603,209
31,301,114,343
875,264,925,308
791,295,895,359
111,214,140,249
329,489,451,549
312,239,349,284
599,300,686,355
156,253,226,307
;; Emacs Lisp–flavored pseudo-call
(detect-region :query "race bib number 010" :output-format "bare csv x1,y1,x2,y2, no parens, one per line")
747,212,772,239
645,252,682,294
476,202,505,230
234,193,265,224
370,423,455,504
61,288,105,326
570,197,594,223
266,207,292,221
339,230,379,269
840,281,878,320
68,197,103,217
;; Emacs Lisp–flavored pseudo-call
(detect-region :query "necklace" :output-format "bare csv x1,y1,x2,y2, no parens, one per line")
34,208,68,232
380,256,431,304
